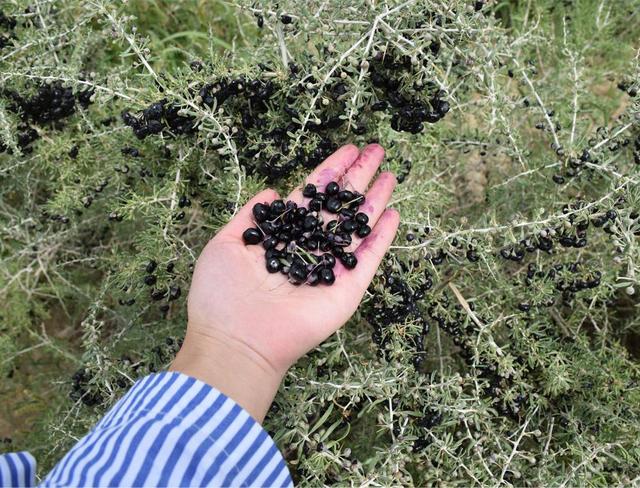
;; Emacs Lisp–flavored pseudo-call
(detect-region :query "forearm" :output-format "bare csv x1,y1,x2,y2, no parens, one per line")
169,328,284,423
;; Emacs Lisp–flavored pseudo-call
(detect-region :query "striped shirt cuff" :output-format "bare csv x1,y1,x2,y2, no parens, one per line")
42,372,293,487
0,452,36,488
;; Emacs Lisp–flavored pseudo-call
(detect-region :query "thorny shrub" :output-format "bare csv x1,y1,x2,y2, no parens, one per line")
1,0,639,485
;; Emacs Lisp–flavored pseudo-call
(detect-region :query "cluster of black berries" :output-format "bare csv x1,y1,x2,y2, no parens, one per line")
429,296,530,419
550,147,597,184
395,159,413,183
121,71,342,181
70,368,103,407
147,337,182,372
390,92,449,134
210,73,337,177
253,138,338,181
4,82,94,124
417,199,625,277
0,122,39,154
118,338,182,375
117,258,186,315
0,82,94,154
499,201,623,264
428,296,468,348
121,43,454,181
521,261,601,301
122,99,196,139
363,262,432,368
0,11,16,29
0,10,16,49
367,49,450,134
426,236,470,265
122,76,276,142
242,182,369,285
199,77,277,114
428,247,448,265
617,80,638,98
549,126,638,184
142,259,182,307
400,225,431,244
412,407,444,451
252,12,295,29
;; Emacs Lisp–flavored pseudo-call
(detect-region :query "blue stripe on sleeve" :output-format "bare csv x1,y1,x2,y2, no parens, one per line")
3,453,18,488
241,440,280,486
165,396,237,486
104,377,197,485
200,415,255,485
131,383,211,486
222,427,269,486
179,403,243,486
73,373,181,487
155,392,226,486
0,455,8,487
103,372,170,429
97,373,164,430
55,372,178,487
263,457,289,487
279,471,294,487
92,374,190,486
74,415,135,486
15,452,34,488
38,371,293,487
276,461,294,487
46,372,166,485
52,373,181,487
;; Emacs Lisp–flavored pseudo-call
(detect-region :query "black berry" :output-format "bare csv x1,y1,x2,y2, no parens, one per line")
357,225,372,238
341,253,357,269
325,182,339,195
146,260,157,274
319,268,335,284
270,199,286,215
243,228,262,244
266,257,281,273
355,212,369,225
252,203,270,222
326,197,342,213
302,183,317,198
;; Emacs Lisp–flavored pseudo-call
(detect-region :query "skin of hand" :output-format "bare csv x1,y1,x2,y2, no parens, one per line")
170,144,400,421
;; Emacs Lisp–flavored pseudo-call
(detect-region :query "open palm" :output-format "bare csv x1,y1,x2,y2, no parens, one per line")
186,144,399,377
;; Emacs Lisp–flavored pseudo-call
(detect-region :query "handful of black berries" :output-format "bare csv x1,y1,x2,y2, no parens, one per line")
242,182,371,286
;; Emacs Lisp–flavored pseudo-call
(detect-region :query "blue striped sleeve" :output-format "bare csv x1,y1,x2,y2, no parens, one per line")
41,372,293,487
0,452,35,488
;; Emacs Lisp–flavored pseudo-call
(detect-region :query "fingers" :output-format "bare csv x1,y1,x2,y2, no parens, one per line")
349,171,396,250
288,144,360,203
344,209,400,290
342,143,386,193
219,188,280,239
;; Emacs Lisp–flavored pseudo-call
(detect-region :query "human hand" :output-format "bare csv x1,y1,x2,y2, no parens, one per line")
170,144,399,421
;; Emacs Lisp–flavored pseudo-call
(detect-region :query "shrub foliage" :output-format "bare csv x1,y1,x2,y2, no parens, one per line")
1,0,639,485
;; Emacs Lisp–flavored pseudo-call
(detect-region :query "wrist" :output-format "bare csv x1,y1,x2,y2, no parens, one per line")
169,327,285,422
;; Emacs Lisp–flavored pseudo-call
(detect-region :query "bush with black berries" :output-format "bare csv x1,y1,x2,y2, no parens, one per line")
1,0,640,485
